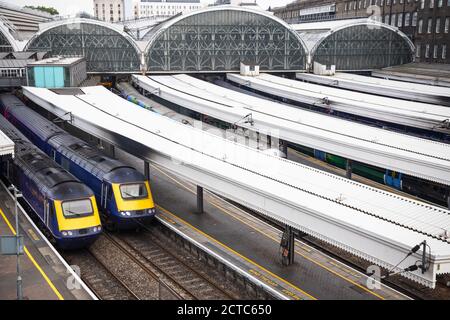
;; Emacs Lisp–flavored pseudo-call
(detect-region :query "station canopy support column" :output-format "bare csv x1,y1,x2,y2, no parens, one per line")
197,186,204,214
280,225,295,266
144,160,150,180
346,159,353,179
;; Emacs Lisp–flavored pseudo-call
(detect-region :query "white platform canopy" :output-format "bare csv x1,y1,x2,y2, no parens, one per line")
0,128,14,157
133,74,450,187
22,85,450,288
227,73,450,133
296,72,450,107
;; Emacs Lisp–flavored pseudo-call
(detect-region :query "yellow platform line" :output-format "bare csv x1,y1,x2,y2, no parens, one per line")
209,199,386,300
157,205,317,300
151,163,386,300
0,209,64,300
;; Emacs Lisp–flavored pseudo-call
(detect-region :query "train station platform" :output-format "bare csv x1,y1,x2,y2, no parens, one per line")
115,148,410,300
0,181,96,300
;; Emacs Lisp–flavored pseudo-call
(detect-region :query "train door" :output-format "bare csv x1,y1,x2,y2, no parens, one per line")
100,182,110,211
44,199,50,227
50,149,56,161
5,160,10,179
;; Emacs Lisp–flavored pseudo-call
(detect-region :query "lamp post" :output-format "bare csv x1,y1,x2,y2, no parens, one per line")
8,185,23,300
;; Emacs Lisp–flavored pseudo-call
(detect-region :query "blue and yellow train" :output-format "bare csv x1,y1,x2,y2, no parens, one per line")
0,113,102,249
0,94,156,231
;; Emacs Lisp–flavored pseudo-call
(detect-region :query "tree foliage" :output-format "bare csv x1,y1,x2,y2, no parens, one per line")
24,5,59,15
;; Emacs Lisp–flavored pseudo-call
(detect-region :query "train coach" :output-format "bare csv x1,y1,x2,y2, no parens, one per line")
0,94,156,231
0,113,102,249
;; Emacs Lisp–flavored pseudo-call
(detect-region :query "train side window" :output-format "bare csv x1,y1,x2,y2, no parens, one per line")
107,186,112,201
61,157,70,171
51,149,56,160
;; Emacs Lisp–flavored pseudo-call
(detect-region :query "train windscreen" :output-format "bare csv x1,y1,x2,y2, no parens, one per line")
120,183,148,200
62,199,94,218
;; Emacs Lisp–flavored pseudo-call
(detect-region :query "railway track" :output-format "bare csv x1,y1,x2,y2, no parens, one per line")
63,220,250,300
107,228,237,300
63,250,139,300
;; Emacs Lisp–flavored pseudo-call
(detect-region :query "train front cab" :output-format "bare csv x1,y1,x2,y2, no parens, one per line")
4,159,102,250
99,178,155,231
50,194,102,250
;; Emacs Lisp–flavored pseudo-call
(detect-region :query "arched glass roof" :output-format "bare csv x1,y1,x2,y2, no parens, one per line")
0,22,18,52
294,18,414,71
144,6,308,72
25,18,141,73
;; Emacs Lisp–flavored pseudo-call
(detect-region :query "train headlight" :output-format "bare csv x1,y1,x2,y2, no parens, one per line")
67,231,73,236
62,231,68,236
125,211,131,216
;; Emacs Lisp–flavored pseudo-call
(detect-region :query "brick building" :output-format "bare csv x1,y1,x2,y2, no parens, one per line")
272,0,450,63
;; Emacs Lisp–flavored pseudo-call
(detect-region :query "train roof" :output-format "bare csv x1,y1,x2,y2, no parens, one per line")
0,114,93,200
49,134,143,182
103,166,147,184
0,94,144,183
0,93,64,142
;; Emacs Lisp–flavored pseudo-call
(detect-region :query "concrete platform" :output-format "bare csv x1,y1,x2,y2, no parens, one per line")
115,148,410,300
0,181,96,300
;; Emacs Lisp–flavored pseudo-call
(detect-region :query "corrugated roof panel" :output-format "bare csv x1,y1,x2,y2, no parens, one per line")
0,59,32,68
0,127,16,157
228,73,450,132
24,85,450,247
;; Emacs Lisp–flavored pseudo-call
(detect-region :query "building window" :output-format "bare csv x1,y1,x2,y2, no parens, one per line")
427,18,433,33
405,12,410,26
398,13,403,27
436,18,441,33
418,19,423,32
430,0,434,7
425,44,430,58
416,44,421,57
443,44,447,59
387,0,391,4
385,14,390,23
445,17,449,32
433,44,438,58
420,0,425,8
438,0,443,6
391,14,396,26
412,12,418,26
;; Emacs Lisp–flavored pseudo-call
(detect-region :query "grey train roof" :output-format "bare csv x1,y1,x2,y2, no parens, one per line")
0,94,145,184
0,113,93,200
